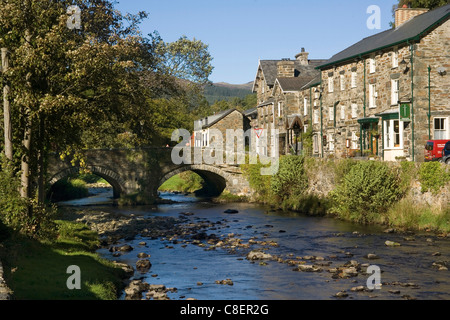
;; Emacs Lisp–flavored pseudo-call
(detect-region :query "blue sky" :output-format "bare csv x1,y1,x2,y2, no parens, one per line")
115,0,398,84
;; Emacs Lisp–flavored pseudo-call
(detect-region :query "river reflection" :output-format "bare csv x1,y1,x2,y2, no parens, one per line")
62,189,450,300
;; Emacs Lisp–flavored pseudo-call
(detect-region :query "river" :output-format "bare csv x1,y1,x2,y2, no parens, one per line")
59,188,450,300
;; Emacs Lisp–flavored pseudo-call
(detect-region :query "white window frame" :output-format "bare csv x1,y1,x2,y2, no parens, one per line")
369,84,377,109
351,104,358,119
278,102,282,117
328,133,335,151
369,55,376,73
314,109,319,124
351,71,357,88
340,74,345,91
434,117,449,140
384,119,404,150
313,135,319,153
328,76,334,93
351,131,359,149
341,105,346,120
329,106,334,122
392,48,399,68
391,80,399,106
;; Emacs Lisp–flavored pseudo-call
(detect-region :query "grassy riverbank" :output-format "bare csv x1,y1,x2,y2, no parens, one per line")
0,217,126,300
242,156,450,233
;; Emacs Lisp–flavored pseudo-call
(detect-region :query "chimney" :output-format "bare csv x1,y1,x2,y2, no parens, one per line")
395,5,429,28
277,59,295,78
295,48,309,66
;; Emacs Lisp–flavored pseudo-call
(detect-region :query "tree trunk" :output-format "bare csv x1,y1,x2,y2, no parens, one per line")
2,48,13,161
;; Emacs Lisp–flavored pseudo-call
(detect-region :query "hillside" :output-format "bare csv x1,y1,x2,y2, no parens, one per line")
203,82,253,105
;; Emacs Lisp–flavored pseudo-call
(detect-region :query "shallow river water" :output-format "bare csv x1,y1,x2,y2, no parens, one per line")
61,189,450,300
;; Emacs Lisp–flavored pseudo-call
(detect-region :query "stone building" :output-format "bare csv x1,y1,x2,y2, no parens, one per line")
252,49,326,156
193,108,252,155
314,4,450,162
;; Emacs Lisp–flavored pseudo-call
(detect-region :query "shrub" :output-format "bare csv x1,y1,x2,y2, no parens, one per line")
418,162,450,195
330,161,401,224
241,158,272,202
271,156,308,202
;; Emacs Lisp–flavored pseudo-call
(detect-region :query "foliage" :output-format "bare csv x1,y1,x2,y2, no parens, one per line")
159,172,204,193
151,32,214,85
241,158,272,202
330,161,401,224
390,0,448,27
418,161,450,194
271,156,308,203
48,178,90,202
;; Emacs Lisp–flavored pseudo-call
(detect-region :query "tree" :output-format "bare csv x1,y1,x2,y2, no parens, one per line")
0,0,152,207
151,32,214,86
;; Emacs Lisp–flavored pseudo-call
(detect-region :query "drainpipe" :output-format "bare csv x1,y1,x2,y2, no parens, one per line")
428,65,431,140
361,57,366,156
320,72,324,158
410,43,415,162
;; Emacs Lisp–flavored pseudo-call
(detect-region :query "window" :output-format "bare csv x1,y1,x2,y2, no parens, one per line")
351,104,358,118
329,107,334,121
384,119,403,149
392,49,399,68
391,80,399,105
328,133,335,151
261,83,265,94
369,55,376,73
434,118,448,139
278,102,282,117
369,84,377,109
340,74,345,91
304,98,308,116
328,76,334,93
314,109,319,124
351,71,357,88
351,131,359,149
341,105,346,120
313,135,319,153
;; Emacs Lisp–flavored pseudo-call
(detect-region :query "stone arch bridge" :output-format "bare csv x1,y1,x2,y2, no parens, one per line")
47,148,252,203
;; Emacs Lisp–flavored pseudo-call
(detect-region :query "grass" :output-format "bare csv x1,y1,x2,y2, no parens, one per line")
159,172,204,193
2,220,126,300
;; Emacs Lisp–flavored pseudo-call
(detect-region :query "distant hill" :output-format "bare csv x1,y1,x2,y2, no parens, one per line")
203,82,253,105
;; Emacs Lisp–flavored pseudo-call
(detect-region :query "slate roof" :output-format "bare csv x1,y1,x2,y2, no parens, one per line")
275,76,318,92
318,4,450,69
194,109,244,130
257,59,327,87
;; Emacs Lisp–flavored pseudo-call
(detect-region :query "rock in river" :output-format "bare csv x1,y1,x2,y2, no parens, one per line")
136,259,152,273
247,250,273,261
224,209,239,214
385,240,401,247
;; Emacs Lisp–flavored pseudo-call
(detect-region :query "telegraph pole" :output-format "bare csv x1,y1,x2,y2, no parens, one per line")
2,47,13,161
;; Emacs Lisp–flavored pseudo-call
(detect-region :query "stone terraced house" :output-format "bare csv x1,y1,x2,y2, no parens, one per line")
250,4,449,162
252,49,327,156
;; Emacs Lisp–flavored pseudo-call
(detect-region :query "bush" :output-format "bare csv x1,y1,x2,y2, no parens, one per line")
418,162,450,195
49,178,89,202
241,158,272,202
330,161,401,224
271,156,308,202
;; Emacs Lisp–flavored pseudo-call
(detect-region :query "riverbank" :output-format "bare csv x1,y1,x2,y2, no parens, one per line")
0,214,128,300
242,157,450,234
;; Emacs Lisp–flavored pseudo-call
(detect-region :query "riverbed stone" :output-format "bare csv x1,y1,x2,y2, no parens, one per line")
136,259,152,273
385,240,401,247
247,250,273,261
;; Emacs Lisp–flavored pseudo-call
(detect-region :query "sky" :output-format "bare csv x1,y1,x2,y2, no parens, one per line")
115,0,398,84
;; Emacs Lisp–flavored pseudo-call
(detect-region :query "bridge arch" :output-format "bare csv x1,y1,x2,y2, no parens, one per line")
47,165,127,199
159,164,239,197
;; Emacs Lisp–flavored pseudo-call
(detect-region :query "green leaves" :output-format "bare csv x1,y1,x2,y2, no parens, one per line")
330,161,401,224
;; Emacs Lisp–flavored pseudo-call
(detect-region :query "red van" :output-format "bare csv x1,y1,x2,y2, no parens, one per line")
425,140,450,162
